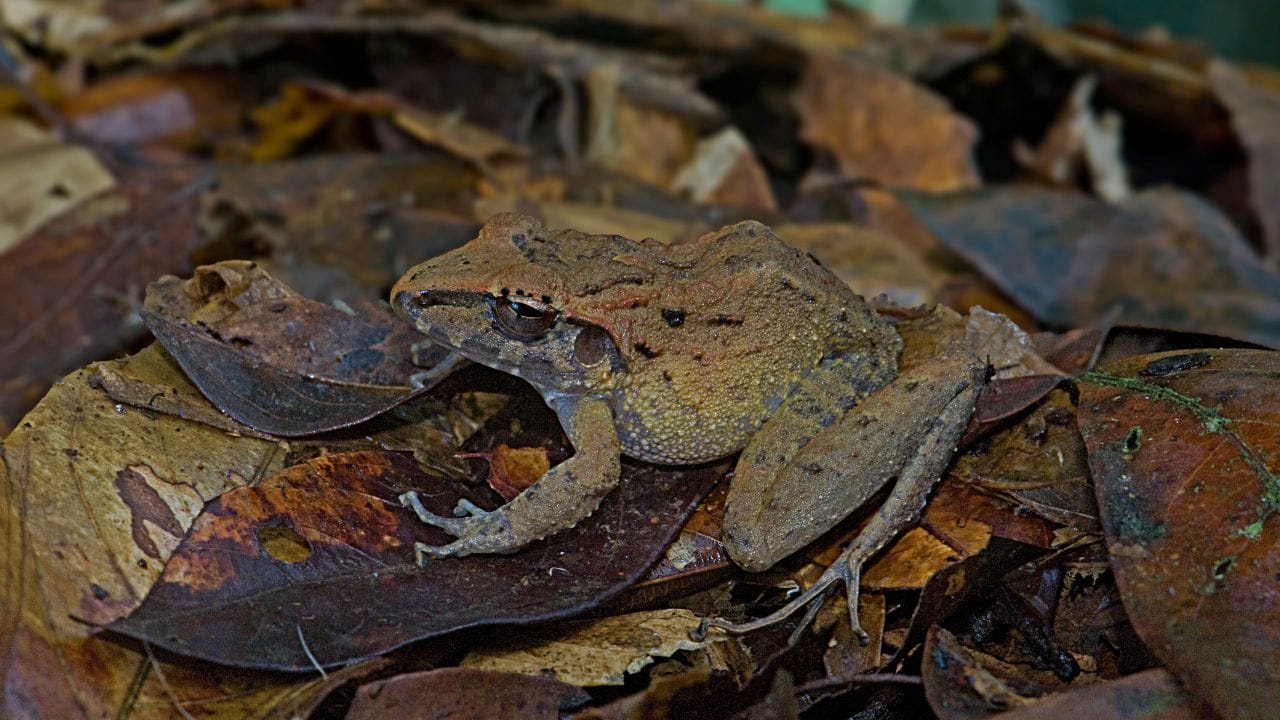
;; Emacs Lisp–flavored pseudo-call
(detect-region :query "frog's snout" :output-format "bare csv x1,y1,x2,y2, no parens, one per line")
391,288,419,317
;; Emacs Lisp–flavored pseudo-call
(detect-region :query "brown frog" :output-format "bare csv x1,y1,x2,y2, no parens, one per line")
391,213,983,638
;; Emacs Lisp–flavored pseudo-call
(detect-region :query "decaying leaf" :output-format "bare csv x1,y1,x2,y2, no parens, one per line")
142,261,443,435
1014,76,1131,201
1079,350,1280,720
6,360,285,637
252,81,528,167
669,126,777,211
985,668,1199,720
458,443,551,501
776,222,944,306
206,156,481,302
923,627,1075,718
1,356,296,718
4,3,1278,717
953,389,1098,532
1209,60,1280,262
63,69,247,149
461,608,712,686
109,451,725,669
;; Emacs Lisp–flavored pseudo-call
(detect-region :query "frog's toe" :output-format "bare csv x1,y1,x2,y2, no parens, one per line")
696,555,873,646
408,513,521,563
412,539,471,564
399,490,457,529
453,498,493,518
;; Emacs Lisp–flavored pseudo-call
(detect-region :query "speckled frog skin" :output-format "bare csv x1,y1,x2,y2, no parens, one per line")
393,213,981,638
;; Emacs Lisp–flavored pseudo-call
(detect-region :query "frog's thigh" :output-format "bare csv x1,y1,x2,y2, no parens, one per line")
724,353,980,571
723,351,893,570
414,397,621,557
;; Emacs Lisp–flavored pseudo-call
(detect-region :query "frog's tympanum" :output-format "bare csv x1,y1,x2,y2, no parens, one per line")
392,213,983,639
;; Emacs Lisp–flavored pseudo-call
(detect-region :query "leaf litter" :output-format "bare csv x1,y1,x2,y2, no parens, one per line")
2,2,1279,718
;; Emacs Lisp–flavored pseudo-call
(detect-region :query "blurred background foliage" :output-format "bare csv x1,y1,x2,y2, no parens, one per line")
753,0,1279,65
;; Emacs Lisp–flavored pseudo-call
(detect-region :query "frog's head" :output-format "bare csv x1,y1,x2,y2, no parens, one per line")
392,213,629,398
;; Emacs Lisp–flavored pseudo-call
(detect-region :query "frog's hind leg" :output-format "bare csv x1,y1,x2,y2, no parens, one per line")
399,396,620,561
714,351,981,642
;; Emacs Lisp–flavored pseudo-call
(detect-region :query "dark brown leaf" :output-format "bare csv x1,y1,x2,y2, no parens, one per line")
142,261,443,435
986,668,1200,720
903,186,1280,347
206,156,481,302
347,668,587,720
0,164,206,429
1079,350,1280,720
109,450,724,670
233,12,722,122
888,538,1047,668
1209,60,1280,261
955,389,1098,532
923,627,1080,719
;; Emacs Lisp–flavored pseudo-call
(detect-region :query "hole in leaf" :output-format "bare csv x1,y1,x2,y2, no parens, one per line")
258,525,312,563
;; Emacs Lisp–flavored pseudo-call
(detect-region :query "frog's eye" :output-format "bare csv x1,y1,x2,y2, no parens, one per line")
493,299,557,340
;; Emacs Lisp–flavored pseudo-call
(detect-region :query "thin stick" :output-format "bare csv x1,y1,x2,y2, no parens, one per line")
297,624,328,680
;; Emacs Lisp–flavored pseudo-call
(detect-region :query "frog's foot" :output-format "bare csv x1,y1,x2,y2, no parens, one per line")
406,348,466,390
697,552,872,645
398,491,516,562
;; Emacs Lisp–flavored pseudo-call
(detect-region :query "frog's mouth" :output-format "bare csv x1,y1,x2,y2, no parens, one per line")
393,288,622,396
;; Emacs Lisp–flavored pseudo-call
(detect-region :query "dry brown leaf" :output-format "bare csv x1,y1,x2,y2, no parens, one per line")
863,522,990,591
1014,76,1131,201
964,307,1066,380
795,55,980,192
348,668,586,720
461,608,713,686
94,343,272,438
670,126,778,211
0,118,114,254
0,354,350,717
472,198,713,245
775,221,943,305
585,65,699,187
5,356,286,637
62,69,246,149
458,443,552,501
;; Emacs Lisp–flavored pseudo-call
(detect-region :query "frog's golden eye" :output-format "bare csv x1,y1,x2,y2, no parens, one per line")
493,298,557,340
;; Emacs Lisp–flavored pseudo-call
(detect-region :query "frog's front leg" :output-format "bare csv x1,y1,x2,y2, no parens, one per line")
399,396,620,561
714,350,983,641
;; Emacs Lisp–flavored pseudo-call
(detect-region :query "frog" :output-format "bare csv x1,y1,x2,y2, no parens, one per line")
391,213,984,639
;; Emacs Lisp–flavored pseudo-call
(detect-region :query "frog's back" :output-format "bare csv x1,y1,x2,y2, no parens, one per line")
608,221,900,464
